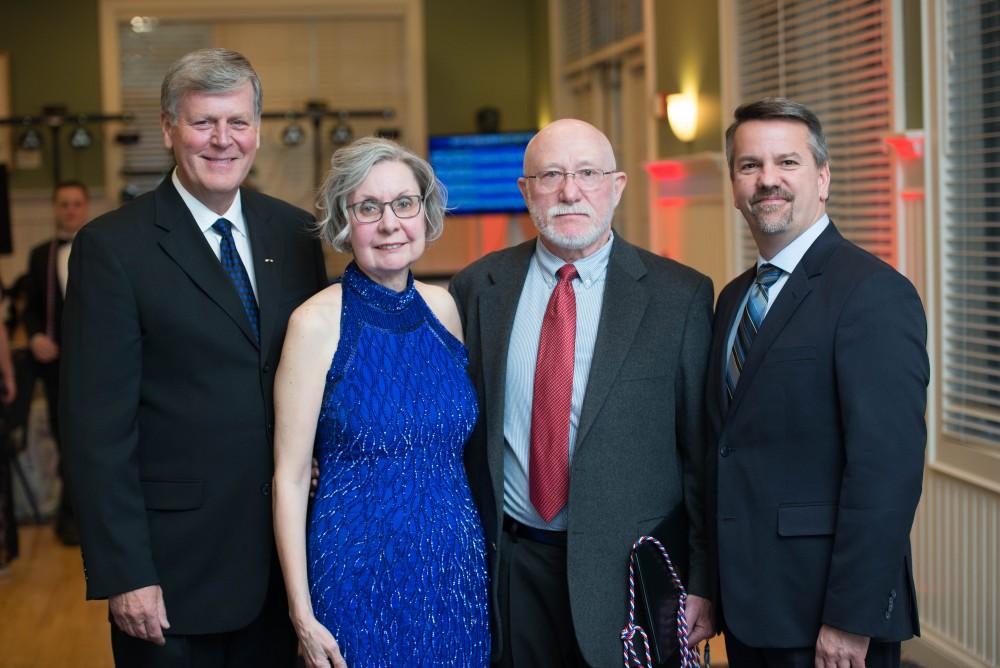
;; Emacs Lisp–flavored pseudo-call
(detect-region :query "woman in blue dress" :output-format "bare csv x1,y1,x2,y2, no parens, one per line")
272,138,489,668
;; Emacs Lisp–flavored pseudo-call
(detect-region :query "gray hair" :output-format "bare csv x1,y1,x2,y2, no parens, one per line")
161,48,262,123
724,97,829,177
316,137,447,253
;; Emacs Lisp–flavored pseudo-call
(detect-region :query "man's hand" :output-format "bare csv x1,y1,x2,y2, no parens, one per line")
684,594,715,646
815,624,869,668
29,333,59,363
109,584,170,646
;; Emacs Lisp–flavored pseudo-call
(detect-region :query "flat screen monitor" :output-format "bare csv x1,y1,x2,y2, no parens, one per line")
429,131,535,215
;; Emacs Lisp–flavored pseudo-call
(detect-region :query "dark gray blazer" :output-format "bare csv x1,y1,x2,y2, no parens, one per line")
450,235,713,666
706,223,928,647
61,178,327,634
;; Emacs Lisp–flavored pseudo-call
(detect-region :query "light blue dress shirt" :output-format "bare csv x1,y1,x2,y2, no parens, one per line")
503,233,613,530
724,214,830,369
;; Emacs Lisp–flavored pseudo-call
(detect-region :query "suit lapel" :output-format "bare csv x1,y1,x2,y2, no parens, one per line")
154,180,260,349
574,237,648,452
244,190,283,360
728,223,844,414
480,240,534,506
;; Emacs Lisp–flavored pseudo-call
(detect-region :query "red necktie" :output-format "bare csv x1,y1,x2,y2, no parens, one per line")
529,264,578,522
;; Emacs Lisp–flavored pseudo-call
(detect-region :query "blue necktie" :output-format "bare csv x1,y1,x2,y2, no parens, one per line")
726,263,783,399
212,218,259,341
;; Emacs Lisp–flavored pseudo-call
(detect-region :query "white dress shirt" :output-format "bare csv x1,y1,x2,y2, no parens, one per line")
171,169,258,297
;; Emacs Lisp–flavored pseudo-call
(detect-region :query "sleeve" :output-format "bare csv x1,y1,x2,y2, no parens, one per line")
821,269,929,635
22,245,47,338
59,227,158,599
676,274,714,597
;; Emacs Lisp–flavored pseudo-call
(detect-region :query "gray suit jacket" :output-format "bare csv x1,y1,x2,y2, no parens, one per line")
450,235,712,666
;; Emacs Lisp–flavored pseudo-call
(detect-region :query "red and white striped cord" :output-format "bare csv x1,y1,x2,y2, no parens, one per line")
620,535,709,668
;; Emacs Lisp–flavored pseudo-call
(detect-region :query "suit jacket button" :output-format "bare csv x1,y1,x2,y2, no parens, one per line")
261,482,271,496
720,446,731,457
263,363,272,373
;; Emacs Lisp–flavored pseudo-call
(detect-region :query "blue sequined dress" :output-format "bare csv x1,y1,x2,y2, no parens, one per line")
307,263,489,667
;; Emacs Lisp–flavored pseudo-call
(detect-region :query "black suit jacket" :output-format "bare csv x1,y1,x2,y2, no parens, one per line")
451,235,713,666
24,238,65,343
60,178,327,634
706,223,928,647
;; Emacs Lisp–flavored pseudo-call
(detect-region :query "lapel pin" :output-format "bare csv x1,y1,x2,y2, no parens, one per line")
264,258,275,263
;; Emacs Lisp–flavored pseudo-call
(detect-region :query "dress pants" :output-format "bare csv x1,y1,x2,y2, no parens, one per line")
725,628,902,668
36,359,76,542
110,563,296,668
498,520,588,668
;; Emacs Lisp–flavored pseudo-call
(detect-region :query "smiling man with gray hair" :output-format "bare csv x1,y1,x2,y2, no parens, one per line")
61,48,326,667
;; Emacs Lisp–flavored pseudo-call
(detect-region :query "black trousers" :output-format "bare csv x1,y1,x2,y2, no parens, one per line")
725,628,902,668
498,522,588,668
35,360,75,538
110,566,297,668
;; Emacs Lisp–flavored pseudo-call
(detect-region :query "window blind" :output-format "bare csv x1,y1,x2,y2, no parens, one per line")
731,0,895,268
941,0,1000,449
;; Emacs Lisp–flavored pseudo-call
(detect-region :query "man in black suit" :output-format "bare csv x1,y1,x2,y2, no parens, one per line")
450,119,714,667
61,48,327,667
706,98,928,668
24,180,90,545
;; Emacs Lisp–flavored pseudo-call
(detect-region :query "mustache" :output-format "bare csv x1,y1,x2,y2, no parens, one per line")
751,188,794,205
546,203,596,218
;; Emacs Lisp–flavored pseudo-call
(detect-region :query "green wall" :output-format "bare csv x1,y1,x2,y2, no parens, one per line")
0,0,104,190
425,0,543,134
654,0,722,156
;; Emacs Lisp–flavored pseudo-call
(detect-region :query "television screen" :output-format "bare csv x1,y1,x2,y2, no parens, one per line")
429,131,535,215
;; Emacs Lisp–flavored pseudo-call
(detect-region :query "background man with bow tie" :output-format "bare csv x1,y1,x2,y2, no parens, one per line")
24,180,90,546
61,48,326,667
705,98,928,668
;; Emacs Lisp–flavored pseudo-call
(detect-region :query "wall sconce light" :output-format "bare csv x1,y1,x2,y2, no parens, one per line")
666,92,698,143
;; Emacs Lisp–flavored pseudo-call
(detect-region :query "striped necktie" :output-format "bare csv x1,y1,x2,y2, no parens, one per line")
726,263,783,399
212,218,260,341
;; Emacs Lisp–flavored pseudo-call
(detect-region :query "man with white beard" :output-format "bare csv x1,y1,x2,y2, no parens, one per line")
450,118,715,667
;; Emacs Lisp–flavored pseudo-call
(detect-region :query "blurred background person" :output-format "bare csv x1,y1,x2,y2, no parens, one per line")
23,181,89,546
273,137,489,668
0,274,18,575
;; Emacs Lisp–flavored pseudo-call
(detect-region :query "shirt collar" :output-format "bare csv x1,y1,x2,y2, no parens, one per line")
171,168,248,240
533,231,614,288
758,214,829,275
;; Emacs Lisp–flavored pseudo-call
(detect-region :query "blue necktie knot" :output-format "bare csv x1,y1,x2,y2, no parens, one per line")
213,218,260,341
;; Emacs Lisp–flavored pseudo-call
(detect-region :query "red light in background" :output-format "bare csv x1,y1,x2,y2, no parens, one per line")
645,161,687,181
884,135,924,161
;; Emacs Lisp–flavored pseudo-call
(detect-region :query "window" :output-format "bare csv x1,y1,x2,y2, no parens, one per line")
928,0,1000,483
723,0,896,269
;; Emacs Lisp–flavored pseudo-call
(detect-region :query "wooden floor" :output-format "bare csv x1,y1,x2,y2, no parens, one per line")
0,523,730,667
0,525,113,668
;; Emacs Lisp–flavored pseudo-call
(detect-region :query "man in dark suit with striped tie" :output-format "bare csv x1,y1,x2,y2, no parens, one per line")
23,180,91,545
705,98,929,668
61,48,327,667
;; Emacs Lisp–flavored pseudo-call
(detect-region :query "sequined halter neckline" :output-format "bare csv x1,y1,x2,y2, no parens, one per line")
343,262,416,313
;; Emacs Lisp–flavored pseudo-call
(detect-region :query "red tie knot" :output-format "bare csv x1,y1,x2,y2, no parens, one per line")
557,264,578,283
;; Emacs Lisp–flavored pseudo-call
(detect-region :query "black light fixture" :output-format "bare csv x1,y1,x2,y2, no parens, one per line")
17,126,43,150
281,121,305,147
69,123,93,149
330,113,353,146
